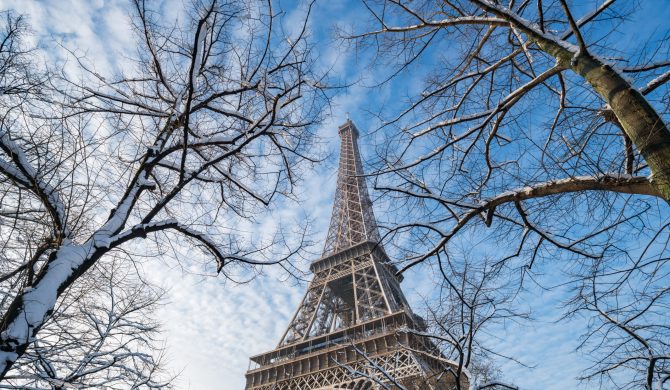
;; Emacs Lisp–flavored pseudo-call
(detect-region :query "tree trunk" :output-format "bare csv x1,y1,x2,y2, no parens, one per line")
537,41,670,202
471,0,670,202
576,56,670,201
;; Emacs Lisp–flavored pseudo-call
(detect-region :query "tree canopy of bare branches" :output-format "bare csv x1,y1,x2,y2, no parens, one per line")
346,0,670,388
2,259,170,389
0,0,325,379
421,258,524,389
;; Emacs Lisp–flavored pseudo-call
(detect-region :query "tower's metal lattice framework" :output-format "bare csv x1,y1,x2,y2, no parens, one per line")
245,121,467,390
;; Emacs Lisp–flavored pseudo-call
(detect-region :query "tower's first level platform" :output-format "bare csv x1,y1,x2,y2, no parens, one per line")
245,312,468,390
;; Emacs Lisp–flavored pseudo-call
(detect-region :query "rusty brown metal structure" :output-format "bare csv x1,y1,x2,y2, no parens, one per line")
245,120,467,390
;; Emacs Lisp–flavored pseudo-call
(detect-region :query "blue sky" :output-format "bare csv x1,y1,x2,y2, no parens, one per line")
1,0,669,388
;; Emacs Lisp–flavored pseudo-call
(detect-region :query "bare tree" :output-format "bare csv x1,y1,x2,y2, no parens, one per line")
566,226,670,390
0,0,325,378
346,0,670,270
2,259,171,389
344,0,670,387
407,257,524,390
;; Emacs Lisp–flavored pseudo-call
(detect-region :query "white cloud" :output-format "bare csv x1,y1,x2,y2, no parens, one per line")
144,261,306,389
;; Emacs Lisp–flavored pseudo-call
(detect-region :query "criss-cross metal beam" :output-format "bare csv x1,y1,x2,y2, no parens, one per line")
244,120,467,390
323,121,381,256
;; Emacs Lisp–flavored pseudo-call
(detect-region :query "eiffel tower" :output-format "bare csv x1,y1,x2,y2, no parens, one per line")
245,120,467,390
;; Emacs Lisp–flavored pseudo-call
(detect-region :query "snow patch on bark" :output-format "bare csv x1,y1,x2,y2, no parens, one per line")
0,243,90,370
191,20,209,90
0,130,70,237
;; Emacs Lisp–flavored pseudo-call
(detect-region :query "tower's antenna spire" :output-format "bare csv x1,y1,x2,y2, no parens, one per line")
322,120,380,256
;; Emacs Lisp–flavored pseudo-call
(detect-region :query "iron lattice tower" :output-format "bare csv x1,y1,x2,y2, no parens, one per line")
245,120,466,390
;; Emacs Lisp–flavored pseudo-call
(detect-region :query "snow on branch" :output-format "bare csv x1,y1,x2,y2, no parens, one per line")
0,129,69,237
481,174,658,204
470,0,578,53
96,176,156,238
0,243,90,372
641,69,670,95
395,174,657,274
348,16,508,38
